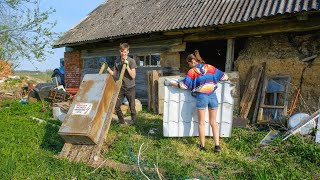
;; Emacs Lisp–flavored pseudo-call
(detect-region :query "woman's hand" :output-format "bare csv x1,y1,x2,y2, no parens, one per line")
164,78,177,86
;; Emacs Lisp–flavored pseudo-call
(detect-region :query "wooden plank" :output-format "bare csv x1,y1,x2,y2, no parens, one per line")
252,62,266,124
152,70,160,113
301,54,317,62
59,143,72,158
151,71,156,112
147,71,152,111
225,39,235,72
99,63,106,74
240,65,263,119
92,65,127,159
154,70,163,114
257,74,268,123
260,105,286,109
147,70,163,113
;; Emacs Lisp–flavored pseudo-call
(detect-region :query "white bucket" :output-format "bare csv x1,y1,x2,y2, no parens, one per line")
53,107,66,122
288,113,316,135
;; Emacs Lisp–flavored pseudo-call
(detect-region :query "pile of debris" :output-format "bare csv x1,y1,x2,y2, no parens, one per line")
0,75,27,100
235,57,320,144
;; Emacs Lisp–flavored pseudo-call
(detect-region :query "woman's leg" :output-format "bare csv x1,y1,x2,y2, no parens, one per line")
197,109,206,147
209,109,219,146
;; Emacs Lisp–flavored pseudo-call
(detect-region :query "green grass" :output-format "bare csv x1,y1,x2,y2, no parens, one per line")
0,100,320,179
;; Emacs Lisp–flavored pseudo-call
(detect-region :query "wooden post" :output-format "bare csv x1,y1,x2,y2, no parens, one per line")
152,70,160,113
147,70,161,113
146,71,152,111
225,39,235,72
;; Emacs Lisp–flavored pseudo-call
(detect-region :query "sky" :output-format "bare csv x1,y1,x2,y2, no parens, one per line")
16,0,106,71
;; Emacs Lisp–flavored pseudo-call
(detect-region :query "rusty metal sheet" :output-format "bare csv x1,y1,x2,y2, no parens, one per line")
58,74,116,145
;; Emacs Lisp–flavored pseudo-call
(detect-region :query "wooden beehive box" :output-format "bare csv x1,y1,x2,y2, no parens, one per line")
58,74,116,145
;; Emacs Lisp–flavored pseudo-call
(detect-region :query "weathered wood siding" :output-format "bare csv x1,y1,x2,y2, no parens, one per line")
136,67,182,105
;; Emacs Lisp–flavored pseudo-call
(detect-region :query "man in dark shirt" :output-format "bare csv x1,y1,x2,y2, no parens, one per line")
106,43,138,124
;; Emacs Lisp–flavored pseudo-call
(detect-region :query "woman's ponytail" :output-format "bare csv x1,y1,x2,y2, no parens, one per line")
194,50,206,64
186,50,206,64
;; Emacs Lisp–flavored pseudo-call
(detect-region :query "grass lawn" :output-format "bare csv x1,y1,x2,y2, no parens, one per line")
0,100,319,179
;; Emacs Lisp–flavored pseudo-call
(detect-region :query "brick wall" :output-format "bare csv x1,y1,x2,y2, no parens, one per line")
64,51,82,88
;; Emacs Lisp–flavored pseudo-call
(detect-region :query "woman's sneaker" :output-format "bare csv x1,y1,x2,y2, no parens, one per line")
199,145,207,152
214,145,221,153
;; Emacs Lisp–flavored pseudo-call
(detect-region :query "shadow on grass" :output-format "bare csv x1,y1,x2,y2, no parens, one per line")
132,110,199,147
40,120,64,154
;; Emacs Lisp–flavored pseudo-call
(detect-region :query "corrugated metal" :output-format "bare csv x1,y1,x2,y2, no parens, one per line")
163,80,234,137
54,0,320,47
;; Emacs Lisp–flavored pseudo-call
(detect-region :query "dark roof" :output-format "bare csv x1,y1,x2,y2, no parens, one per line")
54,0,320,47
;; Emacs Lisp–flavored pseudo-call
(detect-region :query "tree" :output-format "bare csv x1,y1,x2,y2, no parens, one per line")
0,0,57,67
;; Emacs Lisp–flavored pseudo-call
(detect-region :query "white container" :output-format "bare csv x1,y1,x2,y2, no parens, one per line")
288,113,316,135
162,80,234,138
53,107,66,122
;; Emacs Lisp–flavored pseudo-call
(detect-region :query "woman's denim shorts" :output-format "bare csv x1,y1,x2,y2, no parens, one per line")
196,92,218,110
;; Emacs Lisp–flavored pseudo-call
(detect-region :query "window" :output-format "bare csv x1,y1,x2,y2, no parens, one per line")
83,56,118,69
138,56,145,66
82,53,160,69
136,54,160,67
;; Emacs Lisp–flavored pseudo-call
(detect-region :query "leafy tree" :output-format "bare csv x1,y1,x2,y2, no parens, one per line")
0,0,57,67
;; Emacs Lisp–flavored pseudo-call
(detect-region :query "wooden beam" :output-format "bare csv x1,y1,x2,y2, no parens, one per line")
81,40,186,59
225,39,235,72
184,17,320,41
301,54,318,62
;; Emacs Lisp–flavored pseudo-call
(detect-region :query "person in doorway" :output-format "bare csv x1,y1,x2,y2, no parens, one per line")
106,43,137,124
164,50,229,152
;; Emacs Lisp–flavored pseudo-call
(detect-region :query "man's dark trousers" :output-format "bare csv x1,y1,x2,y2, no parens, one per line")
115,86,136,124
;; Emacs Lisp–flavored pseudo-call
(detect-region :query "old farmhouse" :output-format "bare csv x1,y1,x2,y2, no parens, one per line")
53,0,320,110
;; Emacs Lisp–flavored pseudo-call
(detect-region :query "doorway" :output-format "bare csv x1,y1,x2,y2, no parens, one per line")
181,39,246,73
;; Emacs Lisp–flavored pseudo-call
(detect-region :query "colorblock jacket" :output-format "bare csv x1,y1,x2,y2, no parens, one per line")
178,64,229,95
